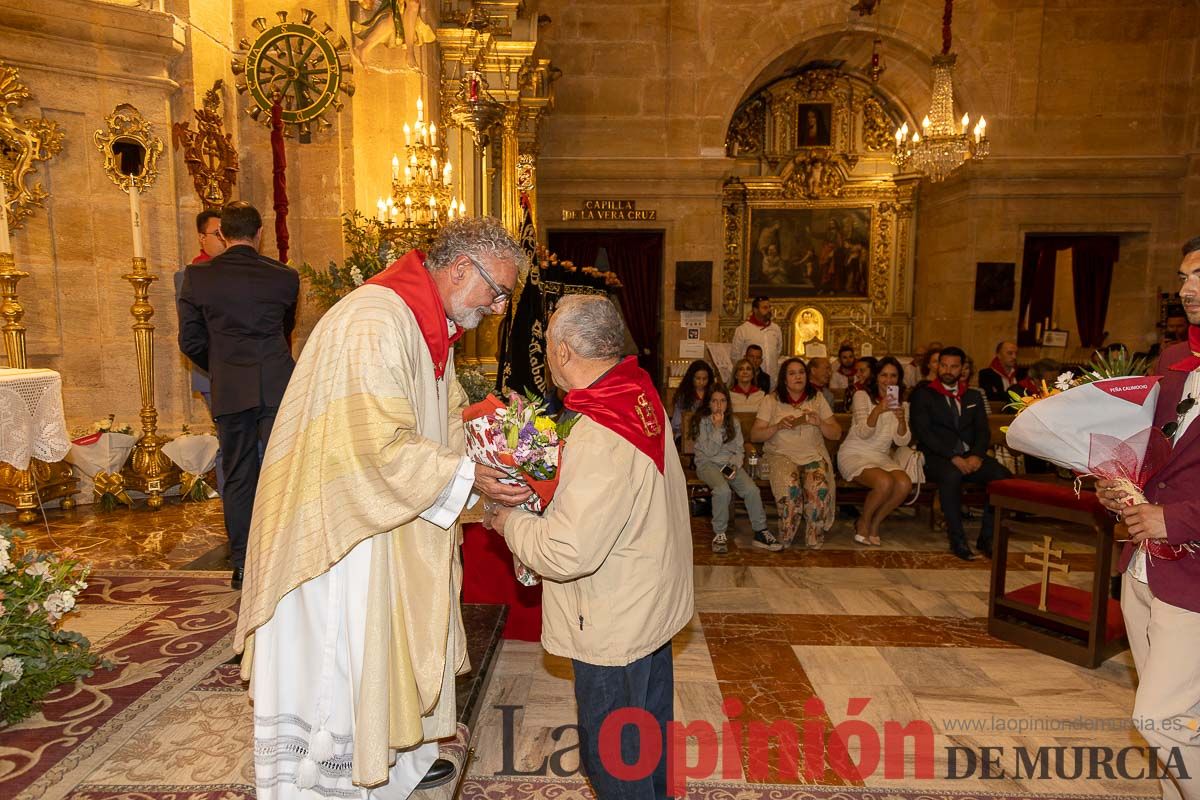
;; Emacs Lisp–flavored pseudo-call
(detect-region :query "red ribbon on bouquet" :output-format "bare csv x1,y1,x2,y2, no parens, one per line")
1088,428,1185,560
463,394,562,508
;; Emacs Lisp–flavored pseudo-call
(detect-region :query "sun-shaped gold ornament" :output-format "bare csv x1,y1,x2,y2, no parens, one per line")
232,9,354,142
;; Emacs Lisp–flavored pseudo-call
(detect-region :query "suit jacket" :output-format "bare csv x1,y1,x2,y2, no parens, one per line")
174,267,211,395
1118,340,1200,612
909,384,990,461
177,244,299,417
978,367,1013,403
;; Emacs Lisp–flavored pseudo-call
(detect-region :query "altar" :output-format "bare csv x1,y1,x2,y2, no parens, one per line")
0,367,78,521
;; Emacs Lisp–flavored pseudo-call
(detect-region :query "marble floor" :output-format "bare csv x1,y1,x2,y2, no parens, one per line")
2,498,1154,797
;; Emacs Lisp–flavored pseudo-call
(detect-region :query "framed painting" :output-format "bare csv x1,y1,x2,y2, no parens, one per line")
748,207,871,297
796,103,833,148
973,262,1015,311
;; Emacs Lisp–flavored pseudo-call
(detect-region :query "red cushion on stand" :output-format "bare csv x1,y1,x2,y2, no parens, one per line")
1006,582,1125,642
988,478,1103,514
461,522,543,641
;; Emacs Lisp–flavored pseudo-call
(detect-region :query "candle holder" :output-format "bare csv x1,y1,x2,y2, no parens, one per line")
0,252,79,519
119,256,180,507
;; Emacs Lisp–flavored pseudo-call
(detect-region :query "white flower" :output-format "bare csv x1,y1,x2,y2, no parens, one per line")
43,590,75,619
0,549,11,574
349,266,365,287
1055,371,1075,391
1,656,22,681
95,417,112,432
24,561,50,579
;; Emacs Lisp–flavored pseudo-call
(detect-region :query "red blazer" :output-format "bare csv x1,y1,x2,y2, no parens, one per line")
1118,340,1200,612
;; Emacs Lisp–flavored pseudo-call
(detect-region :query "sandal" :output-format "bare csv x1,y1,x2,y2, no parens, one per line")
868,535,881,546
853,533,870,546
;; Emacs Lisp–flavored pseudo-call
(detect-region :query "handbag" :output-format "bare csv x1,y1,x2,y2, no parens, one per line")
897,446,925,504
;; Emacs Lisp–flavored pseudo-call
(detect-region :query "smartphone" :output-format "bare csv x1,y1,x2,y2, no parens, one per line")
886,385,901,409
721,464,736,479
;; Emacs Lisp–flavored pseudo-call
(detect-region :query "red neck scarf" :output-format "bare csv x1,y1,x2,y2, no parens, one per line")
785,392,808,407
366,250,463,379
565,357,666,473
1169,325,1200,372
838,365,856,379
191,250,211,265
989,356,1016,382
747,313,770,329
929,380,967,401
731,383,758,397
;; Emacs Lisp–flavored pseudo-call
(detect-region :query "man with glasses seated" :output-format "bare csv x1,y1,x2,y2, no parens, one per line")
1098,236,1200,800
234,216,531,800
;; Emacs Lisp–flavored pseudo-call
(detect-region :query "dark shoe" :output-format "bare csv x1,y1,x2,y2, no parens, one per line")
976,539,994,559
950,542,975,561
417,758,456,789
230,567,244,590
752,529,783,552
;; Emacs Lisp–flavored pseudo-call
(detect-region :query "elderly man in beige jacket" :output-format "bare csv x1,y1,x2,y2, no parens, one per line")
484,295,694,800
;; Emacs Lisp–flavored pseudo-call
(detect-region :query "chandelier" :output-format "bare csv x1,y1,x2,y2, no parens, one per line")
381,97,464,250
892,0,989,182
448,70,507,148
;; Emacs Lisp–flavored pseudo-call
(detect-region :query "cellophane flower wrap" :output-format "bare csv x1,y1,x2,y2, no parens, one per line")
463,392,578,585
1005,374,1185,561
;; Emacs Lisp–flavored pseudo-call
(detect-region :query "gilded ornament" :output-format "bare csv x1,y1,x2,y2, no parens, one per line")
232,9,354,142
94,104,163,193
726,97,766,157
0,60,63,231
781,153,857,200
861,96,893,152
172,81,240,209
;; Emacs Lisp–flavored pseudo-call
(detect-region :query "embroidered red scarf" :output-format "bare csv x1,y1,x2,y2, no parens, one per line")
366,250,463,379
989,356,1016,383
1169,325,1200,372
565,356,666,473
929,380,967,401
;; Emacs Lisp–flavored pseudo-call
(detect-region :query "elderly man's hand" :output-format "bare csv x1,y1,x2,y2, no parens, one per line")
473,463,532,506
1096,479,1132,514
1122,503,1168,543
482,500,514,534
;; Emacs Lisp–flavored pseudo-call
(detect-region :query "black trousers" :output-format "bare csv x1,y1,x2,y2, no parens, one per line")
214,406,276,569
923,453,1011,547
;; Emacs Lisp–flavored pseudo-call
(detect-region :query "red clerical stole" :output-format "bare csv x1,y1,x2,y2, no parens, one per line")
366,250,463,379
1169,326,1200,372
565,356,666,473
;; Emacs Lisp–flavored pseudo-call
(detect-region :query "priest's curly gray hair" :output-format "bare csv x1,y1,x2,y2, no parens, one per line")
425,216,529,274
549,295,625,361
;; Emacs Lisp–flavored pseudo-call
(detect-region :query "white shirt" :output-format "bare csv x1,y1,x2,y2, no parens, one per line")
730,320,783,390
1130,369,1200,582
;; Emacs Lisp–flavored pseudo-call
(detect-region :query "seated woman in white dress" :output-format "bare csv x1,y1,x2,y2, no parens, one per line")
728,358,766,414
837,356,913,547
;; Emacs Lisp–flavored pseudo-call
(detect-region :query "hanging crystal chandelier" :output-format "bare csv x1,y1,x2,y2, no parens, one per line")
382,97,465,250
892,0,989,182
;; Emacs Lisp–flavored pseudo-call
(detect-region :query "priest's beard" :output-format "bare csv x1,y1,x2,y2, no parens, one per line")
447,286,490,330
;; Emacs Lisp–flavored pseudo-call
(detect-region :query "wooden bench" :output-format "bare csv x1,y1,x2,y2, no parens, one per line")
680,411,1012,528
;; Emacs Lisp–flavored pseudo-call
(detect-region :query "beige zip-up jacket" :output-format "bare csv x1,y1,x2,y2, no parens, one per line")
503,416,695,666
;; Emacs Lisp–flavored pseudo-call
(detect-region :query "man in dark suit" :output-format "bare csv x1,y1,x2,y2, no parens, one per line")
178,201,299,589
1099,237,1200,799
978,340,1022,403
910,346,1012,561
744,344,771,393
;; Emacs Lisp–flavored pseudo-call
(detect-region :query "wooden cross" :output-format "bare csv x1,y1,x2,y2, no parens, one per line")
1024,535,1070,611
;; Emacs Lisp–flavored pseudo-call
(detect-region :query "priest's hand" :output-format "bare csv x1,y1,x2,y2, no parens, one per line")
482,500,514,534
1096,479,1132,514
1122,503,1168,542
473,463,532,506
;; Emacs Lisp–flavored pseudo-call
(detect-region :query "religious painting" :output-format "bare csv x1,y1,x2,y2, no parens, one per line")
973,262,1015,311
674,261,713,311
748,207,871,297
796,103,833,148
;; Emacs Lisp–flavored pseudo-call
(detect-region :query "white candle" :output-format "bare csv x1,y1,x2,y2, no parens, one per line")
377,197,387,221
403,123,411,146
391,155,400,181
404,165,412,184
129,185,144,258
443,162,452,187
416,96,423,122
0,177,10,254
430,122,437,146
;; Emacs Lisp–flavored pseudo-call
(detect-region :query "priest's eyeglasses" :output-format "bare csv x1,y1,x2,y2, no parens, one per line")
1162,394,1197,439
465,255,511,306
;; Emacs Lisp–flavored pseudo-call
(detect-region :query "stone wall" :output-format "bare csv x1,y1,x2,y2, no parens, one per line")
534,0,1200,378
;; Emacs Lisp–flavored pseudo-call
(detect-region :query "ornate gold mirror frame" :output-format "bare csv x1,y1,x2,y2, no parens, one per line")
95,103,162,192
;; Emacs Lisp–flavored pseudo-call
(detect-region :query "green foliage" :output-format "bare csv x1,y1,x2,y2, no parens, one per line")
1074,348,1152,386
456,367,493,405
0,525,110,727
296,212,412,310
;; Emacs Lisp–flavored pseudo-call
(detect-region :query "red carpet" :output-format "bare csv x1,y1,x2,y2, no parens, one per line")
462,522,542,641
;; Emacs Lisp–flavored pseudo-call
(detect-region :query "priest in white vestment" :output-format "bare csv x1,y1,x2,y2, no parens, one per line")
234,217,531,800
485,296,694,800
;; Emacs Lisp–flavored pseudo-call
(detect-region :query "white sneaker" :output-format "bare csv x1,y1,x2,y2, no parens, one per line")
711,533,728,554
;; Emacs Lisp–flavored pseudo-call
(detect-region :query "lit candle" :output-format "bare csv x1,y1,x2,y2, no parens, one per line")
0,177,10,254
431,155,438,173
391,154,400,181
410,154,417,168
416,96,423,122
404,194,412,222
921,115,931,130
377,197,387,221
403,124,411,146
430,122,437,146
129,185,144,259
961,113,970,133
443,162,452,186
912,132,921,144
895,127,903,145
404,165,412,184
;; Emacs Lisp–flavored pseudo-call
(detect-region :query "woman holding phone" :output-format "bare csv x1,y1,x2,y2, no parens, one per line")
751,358,842,550
690,386,770,554
837,356,912,546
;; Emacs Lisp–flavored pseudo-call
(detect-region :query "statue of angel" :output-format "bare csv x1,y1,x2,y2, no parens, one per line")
350,0,436,68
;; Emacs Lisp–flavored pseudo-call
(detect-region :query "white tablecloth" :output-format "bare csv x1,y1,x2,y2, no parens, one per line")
0,368,71,470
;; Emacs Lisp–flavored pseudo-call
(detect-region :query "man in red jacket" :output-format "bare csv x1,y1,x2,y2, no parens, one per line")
1099,236,1200,800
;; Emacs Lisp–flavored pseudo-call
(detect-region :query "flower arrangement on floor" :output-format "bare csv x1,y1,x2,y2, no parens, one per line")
68,416,137,511
463,391,579,585
0,525,109,727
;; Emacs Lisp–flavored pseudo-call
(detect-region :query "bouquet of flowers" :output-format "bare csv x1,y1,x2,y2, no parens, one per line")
463,392,579,585
0,525,110,726
1005,359,1183,561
